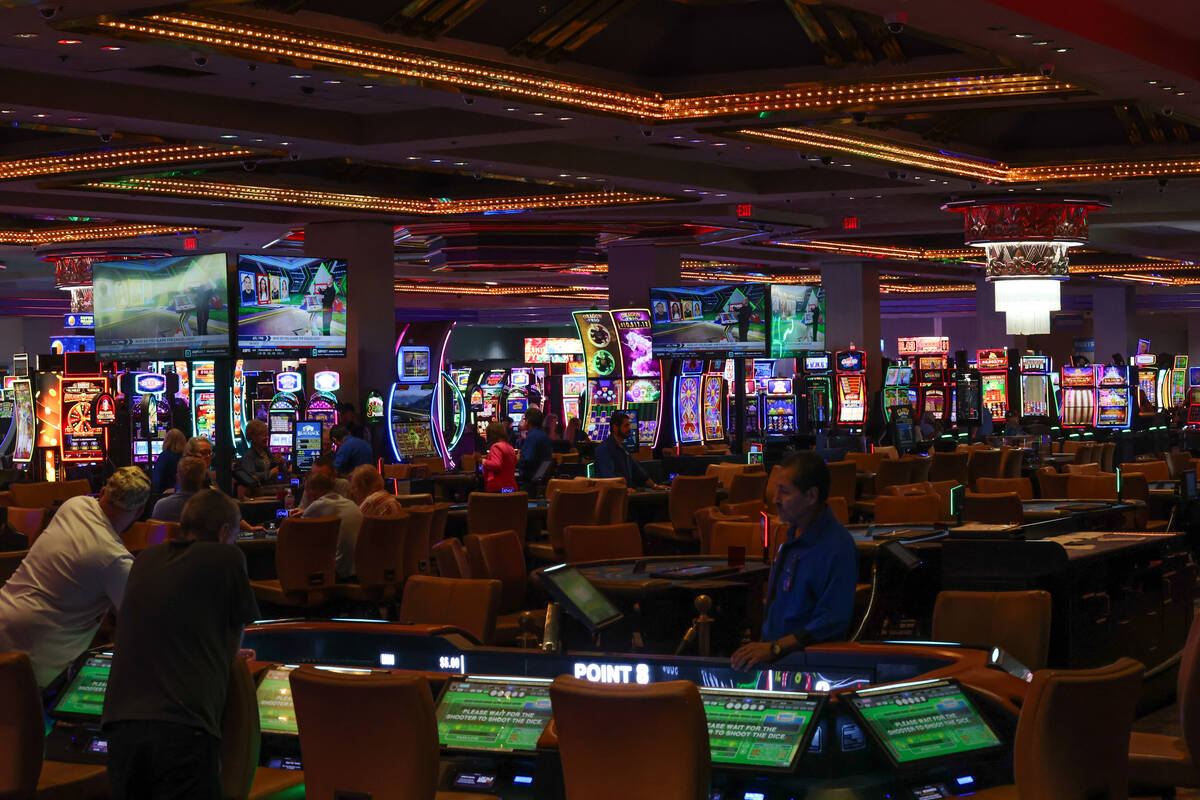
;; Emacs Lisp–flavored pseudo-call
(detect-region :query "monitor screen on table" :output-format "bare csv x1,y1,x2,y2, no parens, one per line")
237,255,347,358
94,254,231,360
842,679,1002,768
436,677,553,753
540,564,623,632
52,653,112,720
700,688,821,771
257,666,298,735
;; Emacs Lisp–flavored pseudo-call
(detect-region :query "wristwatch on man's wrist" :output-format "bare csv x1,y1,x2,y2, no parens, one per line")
769,640,784,659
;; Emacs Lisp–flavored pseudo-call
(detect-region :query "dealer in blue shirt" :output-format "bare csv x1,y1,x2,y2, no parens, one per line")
592,411,661,489
731,452,858,670
331,424,374,474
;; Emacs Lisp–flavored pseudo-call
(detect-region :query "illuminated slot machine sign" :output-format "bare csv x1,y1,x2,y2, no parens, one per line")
506,368,533,428
268,371,303,457
478,370,508,434
573,310,623,442
834,350,866,426
975,348,1010,419
389,346,438,460
1188,367,1200,424
561,372,587,426
191,360,217,440
1059,366,1096,428
59,376,108,463
763,378,796,435
1132,354,1158,416
701,371,725,443
728,378,760,436
673,360,704,445
586,379,619,442
955,369,982,426
1172,356,1189,408
613,308,662,448
803,353,833,428
1094,364,1131,429
0,381,14,456
307,370,340,427
132,372,171,465
232,360,245,445
10,377,33,464
1018,355,1052,419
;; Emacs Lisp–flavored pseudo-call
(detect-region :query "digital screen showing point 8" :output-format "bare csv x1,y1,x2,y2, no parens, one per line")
846,680,1001,765
436,679,553,753
700,689,819,770
256,667,298,735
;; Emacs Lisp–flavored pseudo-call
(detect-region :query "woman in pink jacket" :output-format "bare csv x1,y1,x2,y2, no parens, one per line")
482,421,517,492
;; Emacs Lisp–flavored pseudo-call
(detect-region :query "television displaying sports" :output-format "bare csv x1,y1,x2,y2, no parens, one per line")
237,255,347,357
770,285,825,357
93,254,230,360
650,285,768,357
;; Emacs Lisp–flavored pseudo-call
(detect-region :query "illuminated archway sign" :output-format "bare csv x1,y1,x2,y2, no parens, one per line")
942,196,1109,335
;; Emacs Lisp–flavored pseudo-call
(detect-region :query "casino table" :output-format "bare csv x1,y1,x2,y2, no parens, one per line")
847,524,947,553
1019,498,1142,534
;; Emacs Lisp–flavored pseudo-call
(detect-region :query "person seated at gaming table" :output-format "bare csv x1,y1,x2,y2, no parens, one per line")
233,419,288,491
731,452,858,670
593,411,661,489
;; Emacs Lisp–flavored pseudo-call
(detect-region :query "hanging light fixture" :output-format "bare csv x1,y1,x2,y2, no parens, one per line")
942,197,1109,335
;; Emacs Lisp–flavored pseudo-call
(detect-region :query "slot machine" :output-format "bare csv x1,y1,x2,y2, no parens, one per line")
954,367,983,430
1170,355,1189,411
976,348,1011,420
305,370,340,428
449,368,473,440
801,352,833,432
1017,355,1054,423
880,365,913,423
762,378,798,436
0,378,15,457
560,362,587,427
1132,354,1159,418
701,363,726,444
59,360,108,467
189,360,218,441
612,308,664,449
506,368,534,429
267,371,303,460
1058,366,1096,429
1187,366,1200,426
833,350,867,429
388,345,439,461
916,355,950,424
128,372,173,466
477,370,509,436
573,310,623,442
673,359,704,446
1094,364,1131,429
727,375,760,439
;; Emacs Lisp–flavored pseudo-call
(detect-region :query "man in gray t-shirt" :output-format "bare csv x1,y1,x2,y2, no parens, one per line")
302,469,363,579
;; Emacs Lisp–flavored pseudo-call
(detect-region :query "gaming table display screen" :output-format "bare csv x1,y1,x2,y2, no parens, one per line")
257,666,298,735
769,285,825,358
844,680,1002,766
540,565,623,631
237,255,348,357
700,689,821,770
436,678,553,753
650,285,768,357
93,254,230,360
53,654,112,719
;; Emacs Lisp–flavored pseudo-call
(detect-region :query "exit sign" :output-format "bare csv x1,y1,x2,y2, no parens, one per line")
736,204,754,218
843,216,859,230
183,237,197,250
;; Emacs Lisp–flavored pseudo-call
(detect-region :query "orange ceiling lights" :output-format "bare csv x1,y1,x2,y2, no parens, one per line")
0,144,260,181
82,12,1082,121
82,177,672,214
736,126,1200,184
0,223,208,245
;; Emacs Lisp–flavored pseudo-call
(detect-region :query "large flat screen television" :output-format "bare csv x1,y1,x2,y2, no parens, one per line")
93,254,231,360
769,284,825,357
237,255,347,357
649,285,768,357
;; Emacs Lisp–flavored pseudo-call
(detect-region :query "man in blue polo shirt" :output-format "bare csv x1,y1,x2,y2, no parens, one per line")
593,411,660,489
731,452,858,670
331,424,373,474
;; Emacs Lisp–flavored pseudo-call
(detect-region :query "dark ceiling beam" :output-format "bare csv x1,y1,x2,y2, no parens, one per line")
510,0,642,61
861,12,906,63
822,6,874,66
783,0,845,68
1138,104,1167,146
382,0,491,39
1112,104,1145,147
547,0,643,61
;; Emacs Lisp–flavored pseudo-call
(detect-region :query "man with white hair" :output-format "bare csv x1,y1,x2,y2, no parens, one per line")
0,467,150,686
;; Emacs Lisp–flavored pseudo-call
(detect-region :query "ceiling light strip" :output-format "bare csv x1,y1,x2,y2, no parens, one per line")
0,223,207,245
0,144,257,180
83,177,670,214
92,13,1080,120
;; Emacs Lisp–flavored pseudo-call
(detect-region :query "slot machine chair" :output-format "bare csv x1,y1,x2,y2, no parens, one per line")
221,656,306,800
563,523,643,563
932,589,1052,671
1129,612,1200,793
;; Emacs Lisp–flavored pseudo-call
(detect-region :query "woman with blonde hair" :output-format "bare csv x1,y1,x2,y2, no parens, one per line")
151,428,188,493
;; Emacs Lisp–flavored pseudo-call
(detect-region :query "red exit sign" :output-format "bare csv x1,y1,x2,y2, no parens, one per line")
843,216,859,230
736,203,754,218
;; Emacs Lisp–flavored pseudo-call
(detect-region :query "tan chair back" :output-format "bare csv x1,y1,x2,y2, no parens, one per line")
354,515,407,591
412,456,446,476
381,464,413,481
826,460,857,506
550,676,711,800
1066,473,1118,501
827,496,849,524
220,656,260,800
962,491,1024,526
143,519,179,546
1071,443,1096,465
932,589,1052,670
5,507,46,546
1035,467,1068,498
1166,450,1195,480
928,451,969,484
634,446,653,462
845,451,884,475
402,505,435,578
563,523,643,563
1097,442,1116,473
875,446,899,461
121,521,151,553
999,447,1023,479
467,491,529,537
874,494,939,525
1010,658,1143,800
595,484,628,525
9,482,56,509
874,458,913,495
459,453,480,472
275,516,340,601
1119,460,1170,482
966,448,1005,489
398,575,501,644
428,503,449,552
0,651,46,795
431,537,471,579
546,489,601,555
1116,472,1151,527
666,476,719,533
546,477,594,501
466,530,527,613
719,499,766,518
1064,462,1100,475
977,477,1033,501
704,463,746,490
709,521,764,560
908,456,932,483
395,493,434,507
289,667,440,799
727,471,768,505
694,506,752,552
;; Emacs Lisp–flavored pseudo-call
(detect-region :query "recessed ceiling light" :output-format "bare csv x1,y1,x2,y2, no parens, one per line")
33,113,47,118
322,79,341,85
57,39,81,45
1034,186,1043,191
1011,32,1034,39
530,112,544,116
841,163,852,167
219,134,237,139
1147,79,1160,85
682,188,696,192
557,116,572,121
671,135,685,140
250,137,263,142
278,141,290,146
1007,188,1015,192
406,156,420,160
1178,91,1189,96
689,139,702,143
1055,47,1073,53
558,173,569,177
67,116,85,121
13,32,37,39
504,107,518,112
360,84,375,89
288,74,309,79
576,176,590,180
713,142,727,147
101,45,123,51
0,110,13,115
430,159,442,163
1031,40,1051,46
1161,85,1175,91
454,161,467,166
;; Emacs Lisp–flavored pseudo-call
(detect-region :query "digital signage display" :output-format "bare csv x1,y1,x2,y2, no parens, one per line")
612,309,660,377
93,254,230,360
650,285,768,357
11,378,34,463
237,255,347,357
769,285,824,357
60,377,107,462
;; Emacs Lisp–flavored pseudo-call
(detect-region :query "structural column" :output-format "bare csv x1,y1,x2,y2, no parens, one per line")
607,242,680,310
972,278,1011,356
820,262,881,389
1188,313,1200,366
304,220,396,413
1092,287,1134,364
